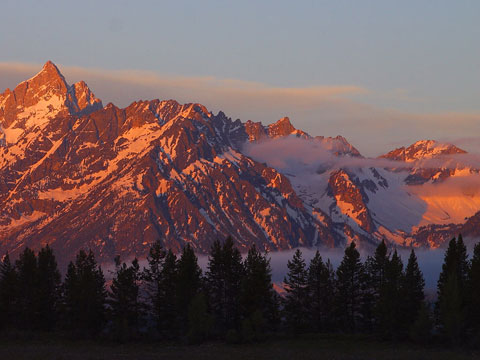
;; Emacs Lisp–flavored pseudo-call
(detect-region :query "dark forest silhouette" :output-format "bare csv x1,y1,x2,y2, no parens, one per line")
1,235,479,347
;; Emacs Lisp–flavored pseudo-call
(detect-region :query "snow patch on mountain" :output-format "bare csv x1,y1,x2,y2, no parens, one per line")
245,135,480,246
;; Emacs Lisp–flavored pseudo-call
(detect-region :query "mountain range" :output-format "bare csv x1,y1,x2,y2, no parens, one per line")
1,62,479,262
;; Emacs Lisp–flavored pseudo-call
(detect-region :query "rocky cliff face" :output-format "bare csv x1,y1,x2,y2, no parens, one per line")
0,62,340,262
0,62,478,263
327,169,375,233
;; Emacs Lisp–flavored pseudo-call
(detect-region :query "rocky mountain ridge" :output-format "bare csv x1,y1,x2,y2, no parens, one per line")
0,62,478,262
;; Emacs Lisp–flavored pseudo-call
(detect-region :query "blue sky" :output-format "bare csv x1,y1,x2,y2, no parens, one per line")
1,0,479,155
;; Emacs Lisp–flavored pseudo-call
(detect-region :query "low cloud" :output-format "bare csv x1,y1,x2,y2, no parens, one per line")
244,137,480,211
244,136,480,173
243,136,412,174
0,61,365,112
412,153,480,170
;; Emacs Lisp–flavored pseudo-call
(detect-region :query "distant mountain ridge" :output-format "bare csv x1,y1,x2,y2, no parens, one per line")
379,140,467,162
0,62,478,262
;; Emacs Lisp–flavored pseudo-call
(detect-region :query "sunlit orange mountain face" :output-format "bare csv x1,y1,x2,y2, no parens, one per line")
1,62,479,262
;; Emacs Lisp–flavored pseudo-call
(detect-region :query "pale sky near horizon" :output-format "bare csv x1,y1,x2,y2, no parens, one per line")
1,0,479,155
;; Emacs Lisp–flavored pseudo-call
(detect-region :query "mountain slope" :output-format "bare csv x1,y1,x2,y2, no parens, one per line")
245,135,480,248
1,62,478,262
0,63,344,261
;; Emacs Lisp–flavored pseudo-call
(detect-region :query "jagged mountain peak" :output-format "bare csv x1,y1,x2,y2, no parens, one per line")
4,61,478,262
0,62,103,145
380,139,467,162
40,60,63,76
271,116,293,129
267,116,296,137
0,66,340,260
244,116,309,142
69,80,103,115
20,60,68,92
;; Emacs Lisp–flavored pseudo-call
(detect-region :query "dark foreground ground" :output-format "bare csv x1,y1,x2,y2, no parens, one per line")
0,334,478,360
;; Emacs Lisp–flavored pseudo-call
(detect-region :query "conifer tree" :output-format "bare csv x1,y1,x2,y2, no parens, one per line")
409,302,433,344
436,235,468,343
176,244,203,335
466,242,480,336
401,249,425,335
323,259,336,328
62,250,107,337
364,239,389,331
36,245,61,331
366,240,389,294
187,293,213,344
142,241,166,333
0,253,17,330
240,245,276,339
283,249,309,332
142,242,166,296
436,237,458,319
376,249,404,338
440,273,464,343
206,237,244,333
456,234,469,286
143,246,178,337
108,256,143,341
160,250,178,335
306,250,335,332
15,247,38,330
335,242,365,332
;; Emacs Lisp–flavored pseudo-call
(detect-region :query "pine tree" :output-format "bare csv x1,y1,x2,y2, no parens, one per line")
440,273,464,343
364,239,389,331
0,253,17,330
15,247,38,330
376,249,404,339
108,256,143,341
36,245,61,331
306,250,335,332
409,302,433,344
142,241,166,333
62,250,107,337
176,244,203,335
160,250,178,336
240,245,276,340
187,293,213,344
401,249,425,335
335,242,365,332
436,237,458,321
283,249,309,333
436,235,468,343
323,259,336,329
206,237,244,334
142,245,178,338
366,240,389,294
456,234,469,287
466,242,480,336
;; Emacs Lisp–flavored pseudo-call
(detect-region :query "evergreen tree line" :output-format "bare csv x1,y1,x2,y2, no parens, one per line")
0,235,479,345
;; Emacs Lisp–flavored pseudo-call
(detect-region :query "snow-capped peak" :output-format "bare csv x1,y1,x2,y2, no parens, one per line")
380,139,467,162
0,61,102,145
